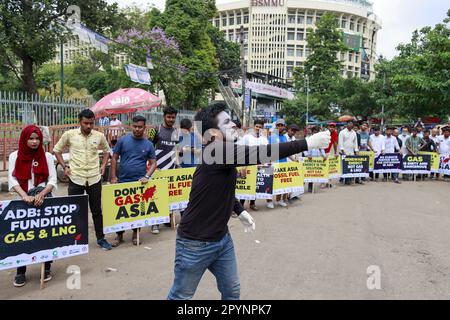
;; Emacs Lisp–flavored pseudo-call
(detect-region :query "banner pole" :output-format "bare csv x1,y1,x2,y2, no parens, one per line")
137,229,140,247
40,263,45,290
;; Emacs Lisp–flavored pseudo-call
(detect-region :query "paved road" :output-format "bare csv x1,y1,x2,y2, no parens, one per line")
1,180,450,300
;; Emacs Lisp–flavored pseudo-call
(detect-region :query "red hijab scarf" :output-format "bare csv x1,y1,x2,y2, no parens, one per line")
13,125,49,192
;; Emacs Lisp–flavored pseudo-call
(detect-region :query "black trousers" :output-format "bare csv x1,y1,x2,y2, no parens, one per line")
240,199,256,206
17,261,52,275
68,179,104,240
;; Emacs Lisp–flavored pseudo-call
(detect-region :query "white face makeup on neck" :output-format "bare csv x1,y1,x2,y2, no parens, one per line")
217,111,238,142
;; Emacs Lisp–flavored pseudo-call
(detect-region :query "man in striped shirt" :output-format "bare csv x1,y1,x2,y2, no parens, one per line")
148,106,179,234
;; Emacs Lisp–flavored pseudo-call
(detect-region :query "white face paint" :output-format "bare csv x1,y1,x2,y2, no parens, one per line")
217,111,238,142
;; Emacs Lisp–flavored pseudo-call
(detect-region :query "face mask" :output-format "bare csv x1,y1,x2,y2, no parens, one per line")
217,111,238,142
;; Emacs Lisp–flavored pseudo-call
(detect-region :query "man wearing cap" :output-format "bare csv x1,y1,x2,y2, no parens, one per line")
325,123,338,157
267,119,289,208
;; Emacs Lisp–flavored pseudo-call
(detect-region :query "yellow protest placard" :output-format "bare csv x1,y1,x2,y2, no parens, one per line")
359,151,374,171
102,180,169,234
152,167,196,210
235,166,257,200
302,157,329,183
327,156,342,179
272,162,304,195
419,152,439,173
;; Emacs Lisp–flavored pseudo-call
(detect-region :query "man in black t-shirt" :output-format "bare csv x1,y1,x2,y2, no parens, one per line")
167,102,331,300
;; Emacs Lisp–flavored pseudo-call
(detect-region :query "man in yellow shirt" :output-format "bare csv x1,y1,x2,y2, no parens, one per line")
54,109,113,250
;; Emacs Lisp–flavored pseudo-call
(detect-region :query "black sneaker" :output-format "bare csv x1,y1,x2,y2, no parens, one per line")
44,270,53,282
13,274,26,287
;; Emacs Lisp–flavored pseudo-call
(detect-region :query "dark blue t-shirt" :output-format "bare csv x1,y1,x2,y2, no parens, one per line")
114,134,156,182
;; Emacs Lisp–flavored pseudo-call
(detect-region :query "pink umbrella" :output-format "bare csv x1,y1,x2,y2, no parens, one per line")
91,88,161,118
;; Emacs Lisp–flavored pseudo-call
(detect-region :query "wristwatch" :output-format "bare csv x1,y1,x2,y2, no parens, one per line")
144,175,151,179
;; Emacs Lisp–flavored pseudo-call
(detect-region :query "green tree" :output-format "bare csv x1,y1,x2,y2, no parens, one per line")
0,0,124,94
157,0,219,109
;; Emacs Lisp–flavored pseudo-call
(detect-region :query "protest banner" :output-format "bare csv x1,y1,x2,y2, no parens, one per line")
439,154,450,175
301,157,329,183
256,166,274,199
373,153,403,173
102,180,169,235
359,151,375,171
327,156,342,179
272,162,304,195
235,166,258,200
419,152,440,173
0,195,89,271
341,155,370,178
401,154,431,174
152,167,195,210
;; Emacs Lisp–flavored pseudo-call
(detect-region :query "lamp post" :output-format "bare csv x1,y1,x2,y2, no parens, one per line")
305,74,309,126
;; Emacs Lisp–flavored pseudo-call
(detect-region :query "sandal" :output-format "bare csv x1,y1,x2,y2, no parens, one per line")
111,235,124,247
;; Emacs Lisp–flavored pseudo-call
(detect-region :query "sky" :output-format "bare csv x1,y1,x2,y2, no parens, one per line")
107,0,449,59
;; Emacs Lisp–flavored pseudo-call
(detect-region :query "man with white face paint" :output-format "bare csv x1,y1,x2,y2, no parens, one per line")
167,102,331,300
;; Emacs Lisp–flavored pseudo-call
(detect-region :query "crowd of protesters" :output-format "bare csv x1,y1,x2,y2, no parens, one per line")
6,107,450,289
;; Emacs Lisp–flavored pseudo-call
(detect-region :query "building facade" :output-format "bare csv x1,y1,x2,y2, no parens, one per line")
214,0,381,82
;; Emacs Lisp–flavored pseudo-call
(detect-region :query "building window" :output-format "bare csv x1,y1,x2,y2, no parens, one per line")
215,19,219,28
363,23,367,34
287,32,295,40
229,17,234,26
288,15,296,24
305,48,311,57
287,46,295,57
350,19,355,31
222,18,227,26
228,33,234,41
244,15,249,24
306,16,313,25
237,16,241,25
297,32,304,41
349,52,353,62
297,16,304,24
356,23,361,32
341,17,347,29
296,46,304,57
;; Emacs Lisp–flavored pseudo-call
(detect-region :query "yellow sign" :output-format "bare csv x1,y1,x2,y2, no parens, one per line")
302,157,329,183
102,180,169,234
327,156,342,179
152,167,196,210
359,151,374,171
272,162,304,195
235,166,258,200
419,152,439,172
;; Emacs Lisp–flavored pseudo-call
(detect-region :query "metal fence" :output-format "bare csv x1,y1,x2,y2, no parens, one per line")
0,91,196,127
0,91,92,126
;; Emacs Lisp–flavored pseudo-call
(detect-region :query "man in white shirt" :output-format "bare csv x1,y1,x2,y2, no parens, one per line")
239,120,268,211
383,127,401,184
284,124,303,200
338,121,359,185
399,126,410,155
109,114,123,143
369,126,385,181
338,121,359,156
438,126,450,180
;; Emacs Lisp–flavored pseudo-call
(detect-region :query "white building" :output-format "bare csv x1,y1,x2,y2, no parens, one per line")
214,0,381,82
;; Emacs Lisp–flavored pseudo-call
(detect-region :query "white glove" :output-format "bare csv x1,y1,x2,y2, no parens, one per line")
238,210,255,233
306,131,331,151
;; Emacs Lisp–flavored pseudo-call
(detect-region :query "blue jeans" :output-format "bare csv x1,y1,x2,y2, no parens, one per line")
167,233,240,300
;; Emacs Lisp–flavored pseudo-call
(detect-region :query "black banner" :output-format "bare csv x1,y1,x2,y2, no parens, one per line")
373,153,403,173
401,154,431,174
256,166,274,199
341,155,370,178
0,195,89,271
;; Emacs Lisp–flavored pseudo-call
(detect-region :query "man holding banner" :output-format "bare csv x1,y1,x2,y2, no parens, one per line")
110,116,157,247
167,102,330,300
437,126,450,180
383,127,401,183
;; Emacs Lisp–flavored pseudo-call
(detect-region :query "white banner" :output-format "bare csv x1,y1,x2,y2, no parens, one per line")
125,64,152,85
